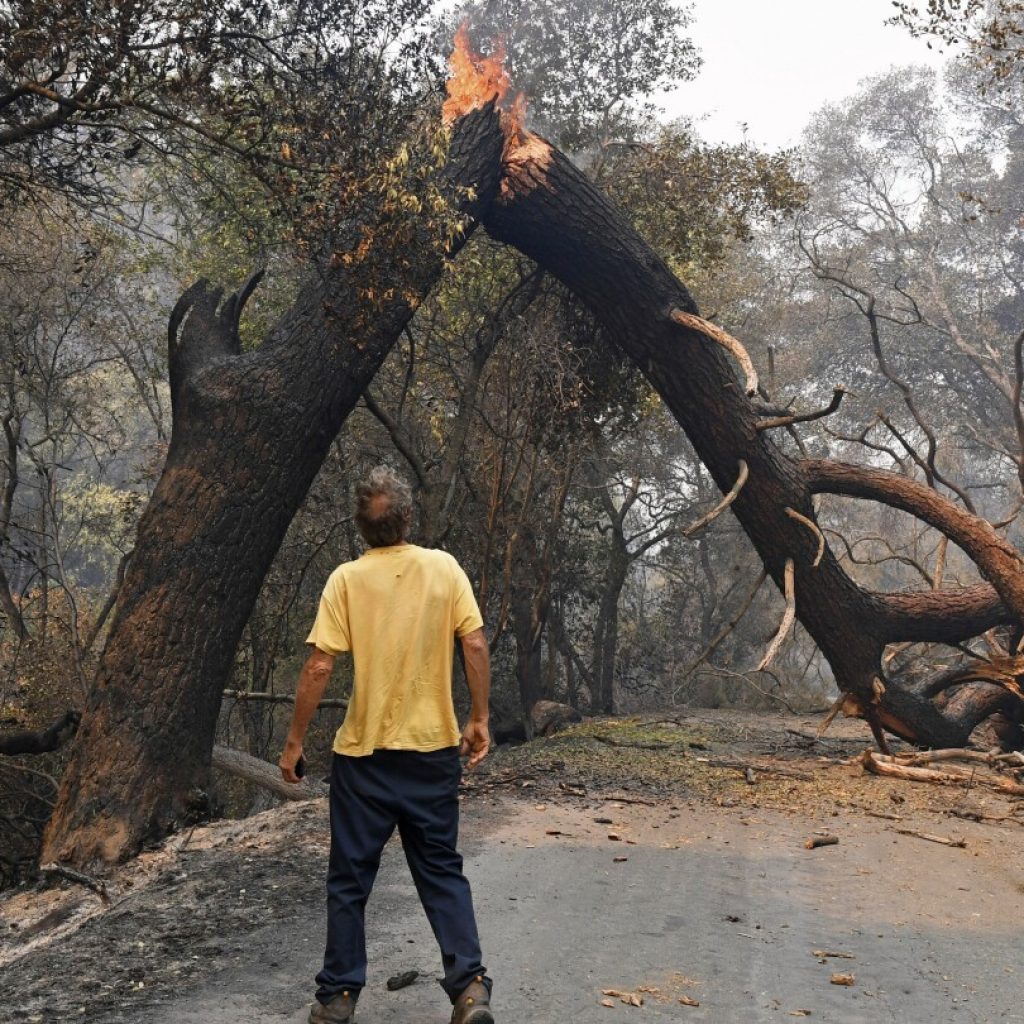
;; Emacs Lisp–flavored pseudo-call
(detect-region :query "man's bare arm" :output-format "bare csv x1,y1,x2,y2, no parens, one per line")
279,647,335,783
459,627,491,769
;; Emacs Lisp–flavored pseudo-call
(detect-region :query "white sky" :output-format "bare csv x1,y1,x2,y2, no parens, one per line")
664,0,952,149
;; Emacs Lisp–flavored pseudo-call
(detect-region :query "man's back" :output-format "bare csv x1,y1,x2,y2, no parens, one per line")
306,544,483,755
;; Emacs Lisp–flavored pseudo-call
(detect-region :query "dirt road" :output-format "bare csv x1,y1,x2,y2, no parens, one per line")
66,800,1024,1024
5,713,1023,1023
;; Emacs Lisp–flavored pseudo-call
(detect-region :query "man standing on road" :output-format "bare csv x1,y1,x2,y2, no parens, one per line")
279,466,494,1024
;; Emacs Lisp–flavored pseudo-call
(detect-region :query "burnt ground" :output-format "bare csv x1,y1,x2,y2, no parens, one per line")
2,709,1023,1023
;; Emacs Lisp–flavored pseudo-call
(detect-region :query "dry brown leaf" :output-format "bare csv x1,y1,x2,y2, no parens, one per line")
830,972,855,986
600,999,615,1008
789,1011,812,1017
679,995,700,1007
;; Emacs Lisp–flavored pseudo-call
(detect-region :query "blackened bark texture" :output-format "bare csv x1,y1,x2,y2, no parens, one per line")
482,137,1019,750
41,106,506,869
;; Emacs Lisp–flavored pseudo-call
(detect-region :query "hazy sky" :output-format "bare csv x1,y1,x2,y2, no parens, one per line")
665,0,950,149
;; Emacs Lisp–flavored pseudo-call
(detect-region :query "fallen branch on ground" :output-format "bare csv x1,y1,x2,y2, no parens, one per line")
861,749,1024,796
39,862,109,902
893,828,966,848
693,755,813,780
211,745,328,800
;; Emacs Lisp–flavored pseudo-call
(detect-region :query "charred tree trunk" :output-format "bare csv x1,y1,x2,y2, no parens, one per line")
41,106,505,869
482,130,1019,750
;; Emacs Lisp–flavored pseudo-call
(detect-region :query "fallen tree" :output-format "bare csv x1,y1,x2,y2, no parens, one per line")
41,32,1024,871
467,42,1023,753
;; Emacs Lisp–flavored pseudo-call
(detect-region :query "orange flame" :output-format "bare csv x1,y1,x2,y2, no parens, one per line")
443,24,519,128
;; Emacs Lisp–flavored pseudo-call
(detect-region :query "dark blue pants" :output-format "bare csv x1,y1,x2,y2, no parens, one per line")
315,748,490,1005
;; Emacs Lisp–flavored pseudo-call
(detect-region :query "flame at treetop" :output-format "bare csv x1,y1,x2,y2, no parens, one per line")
443,24,526,140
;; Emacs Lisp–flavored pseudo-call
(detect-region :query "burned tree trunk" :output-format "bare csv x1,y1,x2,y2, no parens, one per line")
481,130,1020,750
41,105,505,869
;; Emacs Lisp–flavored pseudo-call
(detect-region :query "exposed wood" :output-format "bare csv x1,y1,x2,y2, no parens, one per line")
894,748,1024,767
668,309,759,396
861,749,1024,795
681,461,749,537
785,507,825,567
757,558,796,672
210,745,328,801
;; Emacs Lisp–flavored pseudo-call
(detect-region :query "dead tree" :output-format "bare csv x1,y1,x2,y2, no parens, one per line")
41,103,506,869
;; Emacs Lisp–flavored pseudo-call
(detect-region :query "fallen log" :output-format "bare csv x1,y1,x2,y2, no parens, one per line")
893,828,967,848
210,745,328,801
860,749,1024,796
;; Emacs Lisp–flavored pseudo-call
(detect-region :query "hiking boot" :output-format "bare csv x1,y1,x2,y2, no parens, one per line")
451,977,493,1024
309,990,357,1024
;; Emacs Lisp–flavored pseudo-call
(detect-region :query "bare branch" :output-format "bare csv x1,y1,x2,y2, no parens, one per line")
757,558,796,672
784,507,825,567
682,460,749,537
669,309,758,396
756,387,847,432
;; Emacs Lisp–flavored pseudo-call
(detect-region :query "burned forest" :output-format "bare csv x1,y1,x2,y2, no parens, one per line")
2,0,1024,897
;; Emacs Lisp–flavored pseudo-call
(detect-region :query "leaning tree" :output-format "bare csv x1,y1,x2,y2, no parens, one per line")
43,33,1024,869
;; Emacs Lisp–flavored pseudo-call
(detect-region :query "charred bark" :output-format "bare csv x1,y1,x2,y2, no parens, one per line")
41,105,505,869
481,132,1019,750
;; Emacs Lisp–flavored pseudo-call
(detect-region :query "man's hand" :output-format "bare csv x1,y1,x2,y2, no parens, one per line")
460,719,491,769
279,647,335,784
279,739,305,784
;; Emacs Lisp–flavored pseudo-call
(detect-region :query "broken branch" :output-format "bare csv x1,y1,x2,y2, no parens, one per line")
785,507,826,567
669,309,759,396
682,460,749,537
756,387,847,432
757,558,796,672
861,749,1024,796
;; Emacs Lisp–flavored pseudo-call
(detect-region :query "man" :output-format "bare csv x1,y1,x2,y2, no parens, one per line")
279,466,494,1024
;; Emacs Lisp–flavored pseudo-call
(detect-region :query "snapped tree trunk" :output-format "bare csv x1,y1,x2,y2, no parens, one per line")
482,127,1021,750
41,105,506,870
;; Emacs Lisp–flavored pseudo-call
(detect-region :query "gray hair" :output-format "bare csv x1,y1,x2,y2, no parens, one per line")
354,466,414,547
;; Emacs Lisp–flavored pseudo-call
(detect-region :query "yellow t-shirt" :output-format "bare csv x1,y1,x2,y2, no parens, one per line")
306,544,484,756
